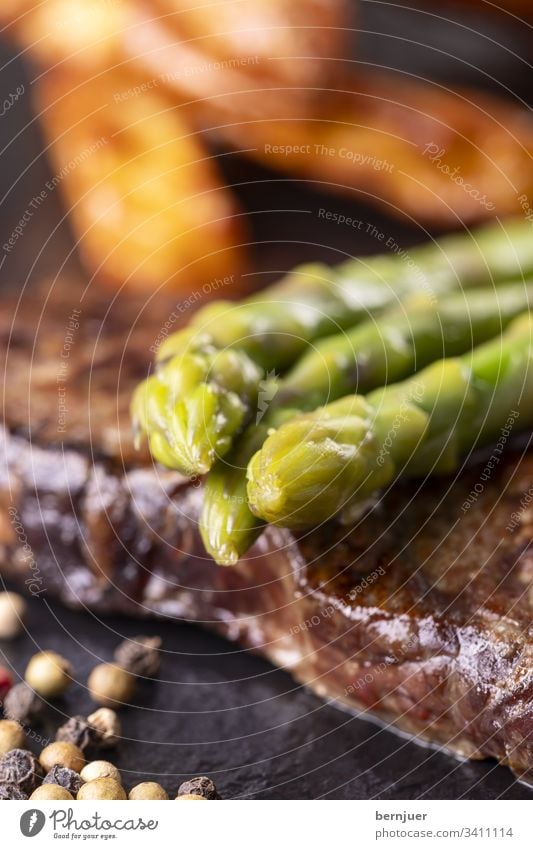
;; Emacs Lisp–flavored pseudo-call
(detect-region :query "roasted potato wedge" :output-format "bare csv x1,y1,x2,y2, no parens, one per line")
124,1,334,122
236,73,533,225
5,0,533,234
0,0,128,71
121,4,533,225
150,0,348,86
5,0,247,293
35,69,246,292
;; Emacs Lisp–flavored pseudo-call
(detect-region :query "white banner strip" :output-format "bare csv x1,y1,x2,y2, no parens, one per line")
1,799,531,848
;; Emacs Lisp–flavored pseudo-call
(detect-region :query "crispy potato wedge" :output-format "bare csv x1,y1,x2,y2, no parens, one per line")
5,0,247,293
35,69,246,292
150,0,348,86
6,0,533,232
2,0,134,74
123,5,533,225
124,2,333,121
0,0,33,23
211,73,533,225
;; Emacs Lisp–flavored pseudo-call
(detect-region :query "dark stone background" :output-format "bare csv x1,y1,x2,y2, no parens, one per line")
0,1,532,799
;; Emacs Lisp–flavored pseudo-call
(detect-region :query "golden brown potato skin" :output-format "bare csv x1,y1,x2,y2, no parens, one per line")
4,0,533,238
150,0,348,86
0,0,126,69
34,69,247,292
126,10,533,226
123,1,333,123
200,73,533,226
4,0,247,293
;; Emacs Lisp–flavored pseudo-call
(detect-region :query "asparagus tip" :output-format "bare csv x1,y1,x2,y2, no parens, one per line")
213,546,240,567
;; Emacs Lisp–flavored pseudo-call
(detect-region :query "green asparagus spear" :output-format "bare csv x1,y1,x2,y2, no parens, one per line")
134,218,533,476
131,345,262,475
199,422,271,565
201,282,533,563
276,282,533,409
132,220,533,475
247,313,533,530
158,217,533,371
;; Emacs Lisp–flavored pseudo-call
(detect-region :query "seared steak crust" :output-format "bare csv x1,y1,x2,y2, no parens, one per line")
0,283,532,783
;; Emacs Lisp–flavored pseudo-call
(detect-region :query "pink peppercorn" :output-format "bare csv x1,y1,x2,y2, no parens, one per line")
0,666,13,701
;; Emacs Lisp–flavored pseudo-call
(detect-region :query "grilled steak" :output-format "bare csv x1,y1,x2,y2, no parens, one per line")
0,281,532,784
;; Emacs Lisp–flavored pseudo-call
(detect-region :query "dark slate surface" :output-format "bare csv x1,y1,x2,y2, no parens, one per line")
0,2,532,799
2,590,532,800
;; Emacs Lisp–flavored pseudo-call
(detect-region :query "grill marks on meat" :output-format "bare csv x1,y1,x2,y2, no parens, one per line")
0,282,532,784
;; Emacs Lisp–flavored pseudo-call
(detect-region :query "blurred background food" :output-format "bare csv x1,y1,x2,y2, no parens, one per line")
1,0,533,294
36,70,245,292
1,2,533,801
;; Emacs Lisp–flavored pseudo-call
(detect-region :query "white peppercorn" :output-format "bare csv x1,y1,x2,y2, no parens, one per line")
78,778,126,800
176,794,207,800
129,782,168,800
0,720,27,756
88,664,135,707
40,742,85,774
80,761,121,784
25,651,72,699
0,592,26,640
31,784,73,801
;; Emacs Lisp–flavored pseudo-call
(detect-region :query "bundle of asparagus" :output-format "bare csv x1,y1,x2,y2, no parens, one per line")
201,280,533,563
132,220,533,563
248,314,533,528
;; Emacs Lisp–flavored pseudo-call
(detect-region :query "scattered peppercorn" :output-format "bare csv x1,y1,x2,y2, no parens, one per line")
0,782,28,800
31,784,73,801
80,761,121,784
3,682,46,724
0,666,12,700
0,719,27,756
43,765,83,796
114,635,162,678
0,748,43,794
0,592,26,640
88,664,135,707
176,794,208,800
177,776,219,799
128,781,168,800
25,651,72,699
56,715,95,752
87,708,121,749
40,742,85,774
78,777,126,800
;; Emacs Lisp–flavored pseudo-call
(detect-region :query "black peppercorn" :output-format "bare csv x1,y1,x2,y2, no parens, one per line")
43,765,82,796
177,776,219,799
113,635,161,677
0,748,43,794
0,782,28,800
55,715,95,752
3,682,46,725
